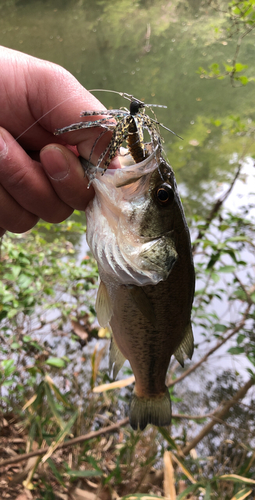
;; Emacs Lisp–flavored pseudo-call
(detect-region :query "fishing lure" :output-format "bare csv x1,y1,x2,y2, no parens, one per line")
55,90,182,172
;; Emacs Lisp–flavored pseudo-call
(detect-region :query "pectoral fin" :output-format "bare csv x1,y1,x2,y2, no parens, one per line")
95,280,113,328
109,337,126,379
174,322,194,367
128,286,157,327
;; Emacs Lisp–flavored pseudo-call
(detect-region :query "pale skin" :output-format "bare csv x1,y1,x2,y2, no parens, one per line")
0,46,119,237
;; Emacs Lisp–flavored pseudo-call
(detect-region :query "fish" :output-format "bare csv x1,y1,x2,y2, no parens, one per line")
83,143,195,431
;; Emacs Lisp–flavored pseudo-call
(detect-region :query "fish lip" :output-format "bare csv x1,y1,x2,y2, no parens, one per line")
81,143,161,187
103,143,161,187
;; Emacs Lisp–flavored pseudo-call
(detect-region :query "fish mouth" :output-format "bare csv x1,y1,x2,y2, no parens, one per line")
113,144,161,188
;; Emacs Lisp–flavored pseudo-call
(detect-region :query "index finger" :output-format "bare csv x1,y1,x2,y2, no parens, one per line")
1,47,110,153
24,59,119,167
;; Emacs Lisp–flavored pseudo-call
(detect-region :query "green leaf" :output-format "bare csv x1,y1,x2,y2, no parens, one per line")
214,323,227,333
235,63,248,72
46,378,72,408
46,357,66,368
230,487,253,500
47,457,66,487
225,64,234,72
234,290,247,301
23,335,32,343
3,380,15,386
238,76,249,85
86,455,104,473
1,359,14,369
7,309,19,319
247,355,255,367
44,381,65,429
18,274,33,288
218,265,236,273
11,265,22,278
211,272,220,283
67,469,103,477
210,62,220,73
121,496,166,500
42,411,78,464
228,347,244,355
214,119,221,127
204,483,212,500
247,368,255,380
1,359,16,377
10,342,20,350
227,236,248,242
197,66,207,75
219,474,255,485
158,427,178,450
176,483,202,500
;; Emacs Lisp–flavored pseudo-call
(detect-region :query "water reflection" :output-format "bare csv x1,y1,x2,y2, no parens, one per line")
0,0,255,214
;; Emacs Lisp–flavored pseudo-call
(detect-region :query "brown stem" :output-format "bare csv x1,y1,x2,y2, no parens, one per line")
0,408,219,470
173,410,219,420
230,26,255,87
182,377,254,456
192,136,254,253
0,417,129,469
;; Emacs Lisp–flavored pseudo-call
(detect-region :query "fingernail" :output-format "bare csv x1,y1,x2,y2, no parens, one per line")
0,132,7,159
40,146,70,180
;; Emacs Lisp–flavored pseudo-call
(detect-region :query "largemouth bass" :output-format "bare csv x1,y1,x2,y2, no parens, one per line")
83,145,195,431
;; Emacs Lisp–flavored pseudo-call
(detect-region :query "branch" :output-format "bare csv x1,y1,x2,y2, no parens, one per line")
230,26,255,87
0,408,219,470
168,303,251,388
0,417,129,469
172,409,220,420
182,377,255,456
192,136,254,252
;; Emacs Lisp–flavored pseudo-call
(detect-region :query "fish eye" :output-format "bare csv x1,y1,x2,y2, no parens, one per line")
155,183,174,205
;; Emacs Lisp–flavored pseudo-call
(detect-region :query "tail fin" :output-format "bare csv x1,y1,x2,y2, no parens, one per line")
129,388,171,431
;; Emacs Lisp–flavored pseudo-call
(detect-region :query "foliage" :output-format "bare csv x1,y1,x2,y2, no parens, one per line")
198,0,255,86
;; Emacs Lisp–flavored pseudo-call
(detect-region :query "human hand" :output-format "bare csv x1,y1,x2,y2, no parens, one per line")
0,46,118,236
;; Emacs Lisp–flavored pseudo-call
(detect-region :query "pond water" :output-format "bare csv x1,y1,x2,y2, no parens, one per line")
1,0,255,216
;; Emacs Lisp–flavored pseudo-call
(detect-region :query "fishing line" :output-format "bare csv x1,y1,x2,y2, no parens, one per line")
16,88,182,142
89,88,167,108
15,95,79,141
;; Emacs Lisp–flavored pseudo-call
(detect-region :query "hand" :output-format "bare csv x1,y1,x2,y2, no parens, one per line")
0,46,118,236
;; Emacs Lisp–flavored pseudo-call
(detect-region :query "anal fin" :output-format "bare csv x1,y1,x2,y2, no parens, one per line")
109,337,126,379
174,322,194,367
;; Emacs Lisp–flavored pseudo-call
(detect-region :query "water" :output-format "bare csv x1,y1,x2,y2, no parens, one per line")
1,0,255,214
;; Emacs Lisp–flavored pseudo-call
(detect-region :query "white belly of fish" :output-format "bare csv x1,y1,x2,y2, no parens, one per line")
86,195,173,287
